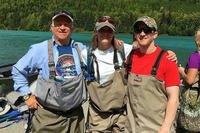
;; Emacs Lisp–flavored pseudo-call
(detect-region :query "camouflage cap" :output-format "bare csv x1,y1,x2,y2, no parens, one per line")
134,16,157,30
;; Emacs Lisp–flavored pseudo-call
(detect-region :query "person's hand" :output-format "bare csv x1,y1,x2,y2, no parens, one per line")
166,50,177,63
132,40,139,48
178,66,185,74
178,66,185,82
24,95,43,109
114,38,124,49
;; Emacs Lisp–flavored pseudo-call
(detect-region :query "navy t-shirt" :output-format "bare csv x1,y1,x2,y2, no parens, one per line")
55,45,77,81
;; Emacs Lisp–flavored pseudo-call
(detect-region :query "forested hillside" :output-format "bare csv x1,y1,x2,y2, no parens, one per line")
0,0,200,35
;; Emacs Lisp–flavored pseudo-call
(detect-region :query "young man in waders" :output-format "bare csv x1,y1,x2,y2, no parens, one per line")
126,16,180,133
12,10,86,133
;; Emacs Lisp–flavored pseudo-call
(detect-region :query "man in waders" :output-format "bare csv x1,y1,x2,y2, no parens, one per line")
12,9,86,133
126,16,180,133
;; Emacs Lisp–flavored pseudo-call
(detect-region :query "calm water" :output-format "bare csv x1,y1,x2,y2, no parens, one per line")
0,30,196,67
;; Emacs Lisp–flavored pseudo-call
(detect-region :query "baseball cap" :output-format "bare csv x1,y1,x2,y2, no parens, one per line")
52,10,73,22
134,16,157,31
95,16,116,31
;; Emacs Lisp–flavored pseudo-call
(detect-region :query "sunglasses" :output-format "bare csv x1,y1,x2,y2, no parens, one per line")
96,16,115,25
134,26,155,34
54,10,73,19
98,27,114,33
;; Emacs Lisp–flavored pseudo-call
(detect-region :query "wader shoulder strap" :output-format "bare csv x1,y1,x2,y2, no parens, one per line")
124,49,135,78
86,49,101,83
151,49,165,76
118,44,126,64
74,43,86,73
198,72,200,99
114,44,126,70
92,53,100,83
114,49,120,70
88,47,122,83
48,39,55,79
86,47,95,81
198,72,200,87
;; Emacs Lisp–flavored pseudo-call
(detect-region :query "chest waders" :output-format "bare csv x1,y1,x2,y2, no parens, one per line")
33,39,86,112
85,46,128,132
30,40,85,133
127,49,176,133
86,47,127,113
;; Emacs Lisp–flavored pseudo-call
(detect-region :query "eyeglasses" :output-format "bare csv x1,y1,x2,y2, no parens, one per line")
96,16,115,25
54,10,73,19
134,26,155,34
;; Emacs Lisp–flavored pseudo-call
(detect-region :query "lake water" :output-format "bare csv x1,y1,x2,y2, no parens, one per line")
0,30,196,67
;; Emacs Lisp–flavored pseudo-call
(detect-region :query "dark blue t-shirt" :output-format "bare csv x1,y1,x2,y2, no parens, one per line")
55,45,77,81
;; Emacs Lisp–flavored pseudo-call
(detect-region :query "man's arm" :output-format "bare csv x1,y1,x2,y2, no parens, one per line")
12,45,38,95
12,44,46,109
159,86,179,133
